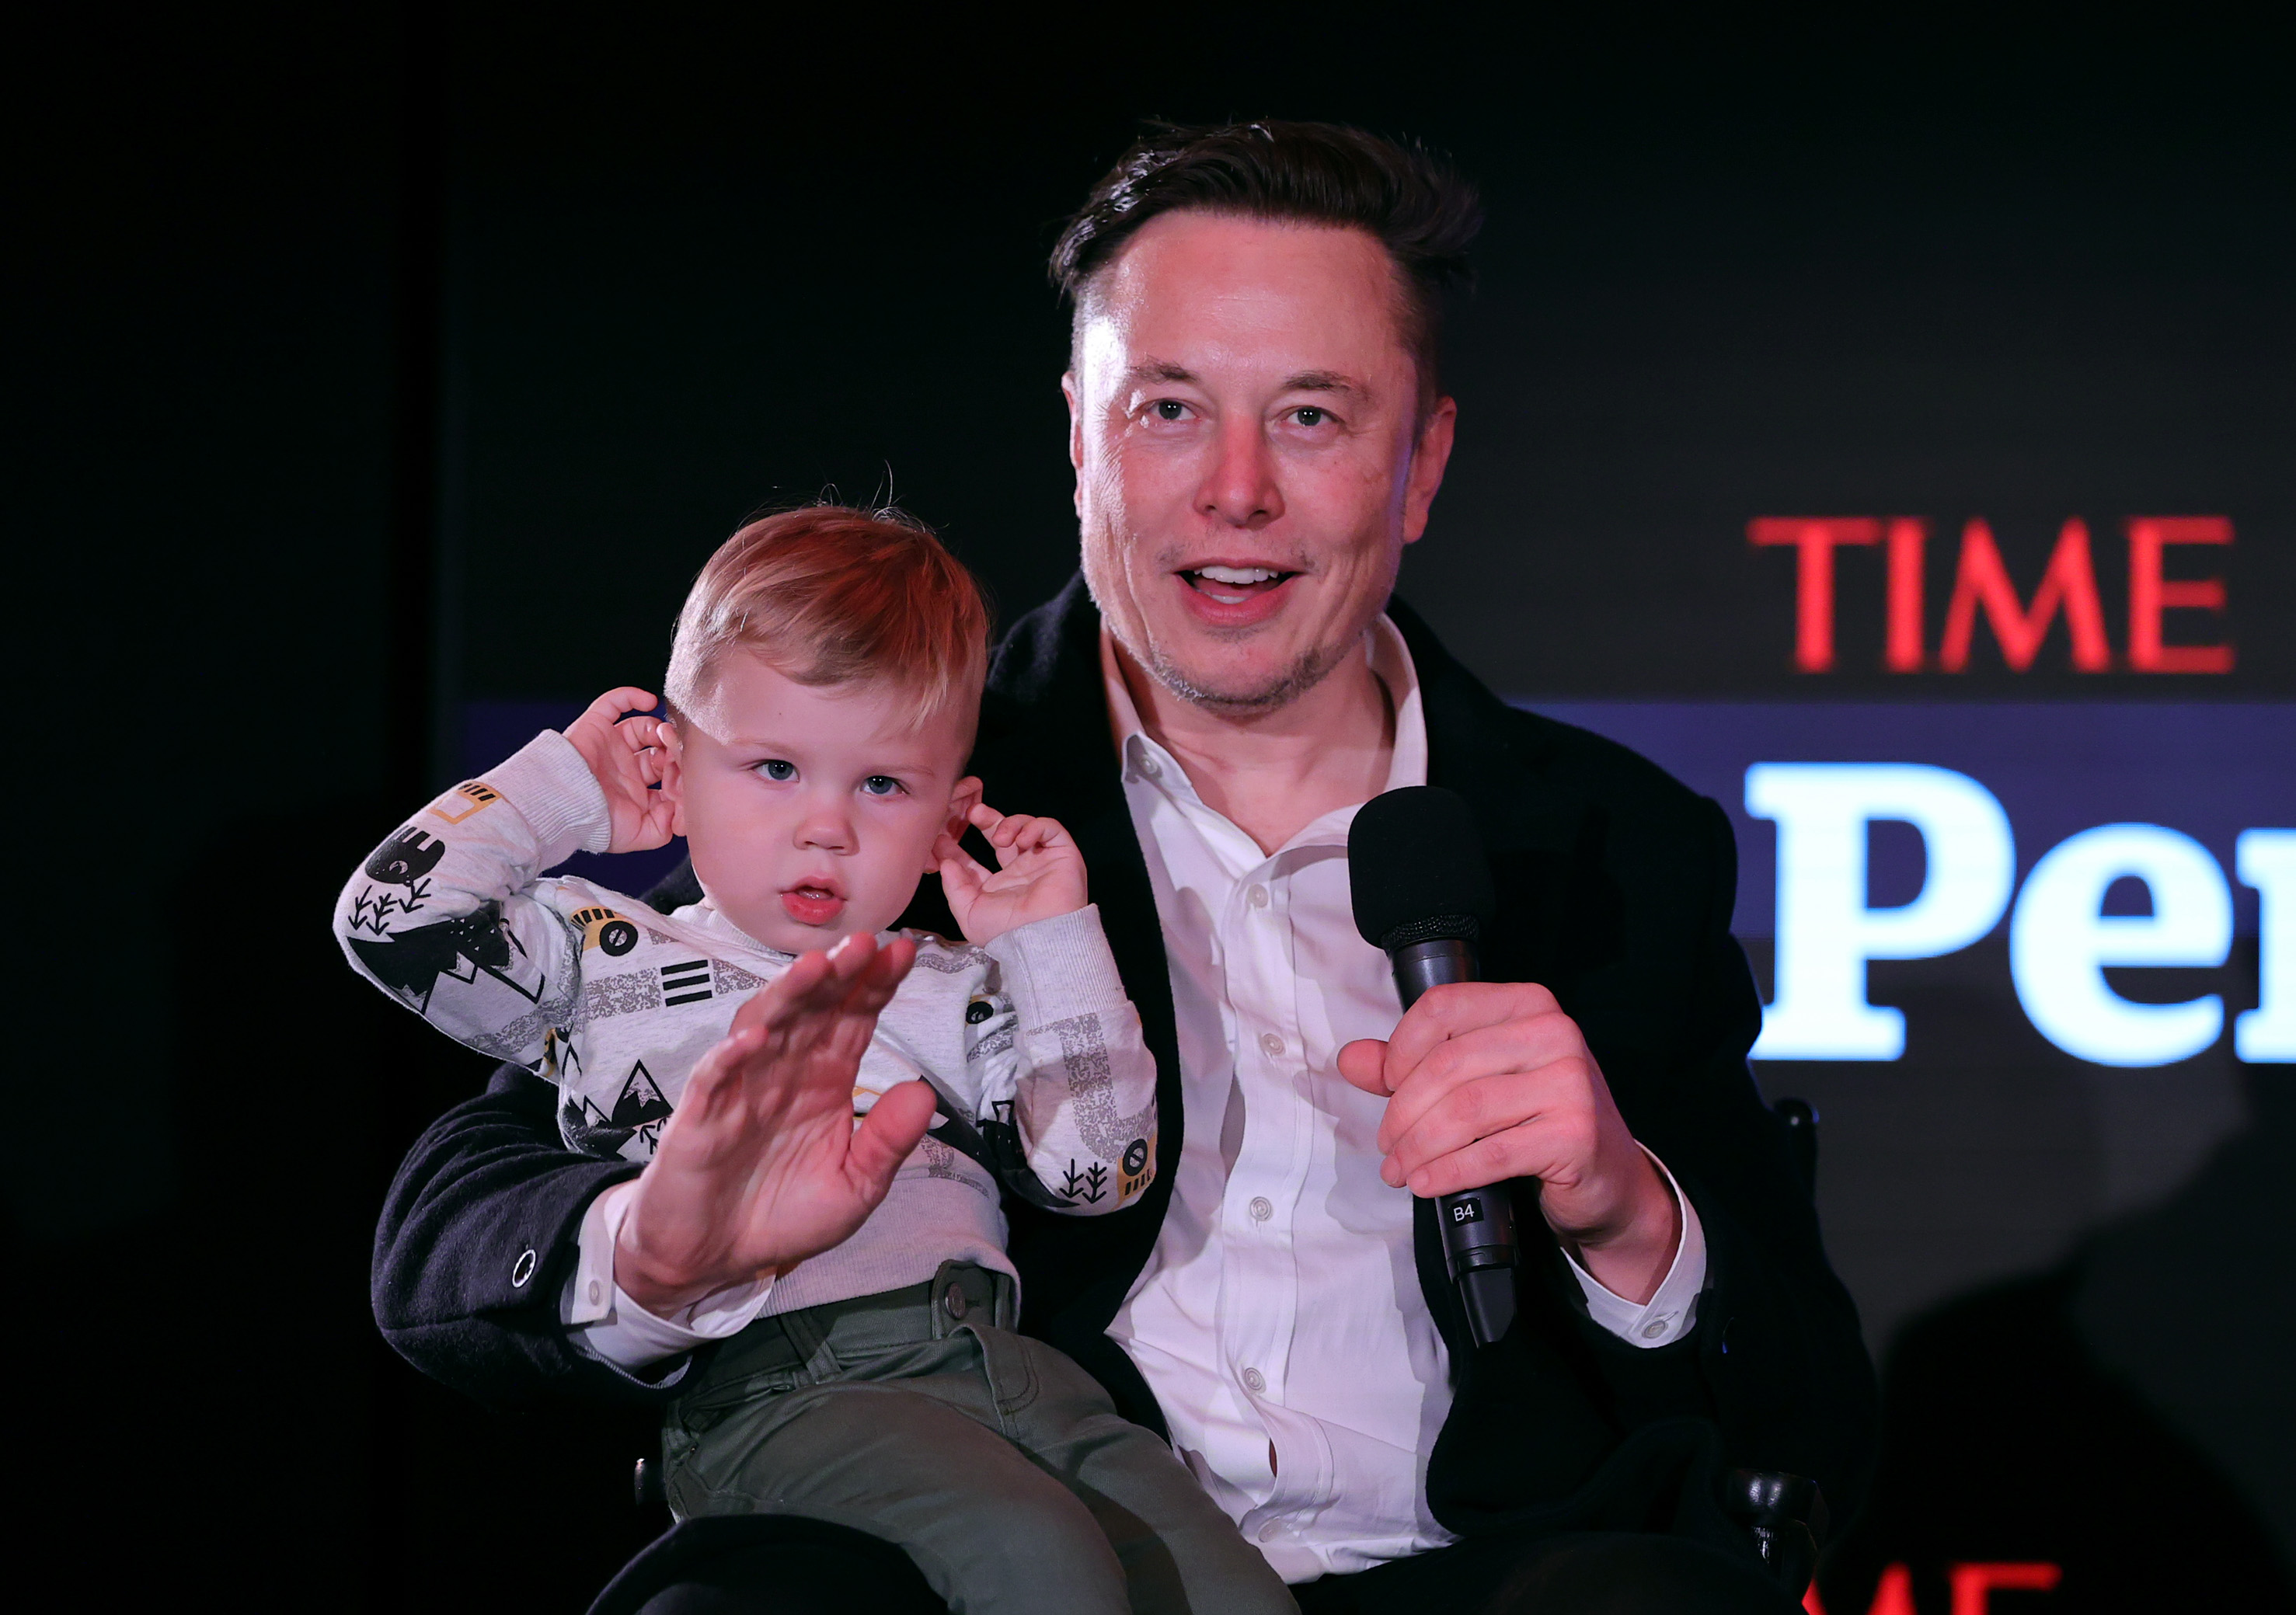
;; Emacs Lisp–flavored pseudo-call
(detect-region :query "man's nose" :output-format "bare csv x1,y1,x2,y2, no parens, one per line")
1197,416,1284,530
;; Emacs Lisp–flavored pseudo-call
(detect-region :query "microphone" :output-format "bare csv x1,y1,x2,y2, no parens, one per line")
1348,785,1519,1348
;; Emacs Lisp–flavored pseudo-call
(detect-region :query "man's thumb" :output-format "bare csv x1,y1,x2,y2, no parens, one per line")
1336,1038,1395,1096
848,1079,939,1187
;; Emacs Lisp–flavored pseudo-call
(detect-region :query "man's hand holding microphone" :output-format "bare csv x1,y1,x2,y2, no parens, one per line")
1337,787,1681,1339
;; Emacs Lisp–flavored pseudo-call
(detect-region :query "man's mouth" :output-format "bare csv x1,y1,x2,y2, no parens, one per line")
1179,564,1298,606
779,882,846,926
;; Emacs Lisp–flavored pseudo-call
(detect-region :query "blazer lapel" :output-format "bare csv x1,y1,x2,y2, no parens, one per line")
955,579,1189,1348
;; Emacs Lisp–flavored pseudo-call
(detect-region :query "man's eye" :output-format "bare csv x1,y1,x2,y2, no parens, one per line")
1152,399,1189,421
861,775,904,797
755,759,796,782
1292,406,1329,427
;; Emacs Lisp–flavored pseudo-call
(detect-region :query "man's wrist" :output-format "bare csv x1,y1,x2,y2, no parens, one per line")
612,1203,744,1317
570,1182,774,1376
1547,1150,1681,1303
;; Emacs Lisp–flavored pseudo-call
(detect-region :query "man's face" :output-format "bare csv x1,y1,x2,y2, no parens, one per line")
662,653,978,953
1064,211,1455,713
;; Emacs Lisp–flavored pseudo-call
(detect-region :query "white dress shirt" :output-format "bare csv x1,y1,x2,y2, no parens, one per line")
1099,618,1706,1582
565,614,1708,1582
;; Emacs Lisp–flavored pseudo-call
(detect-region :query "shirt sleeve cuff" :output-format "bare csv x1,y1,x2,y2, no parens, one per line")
982,904,1128,1025
486,729,615,866
562,1181,775,1378
1564,1145,1708,1349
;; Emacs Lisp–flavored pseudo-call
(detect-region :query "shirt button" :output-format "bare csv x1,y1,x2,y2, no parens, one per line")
1241,1366,1266,1394
1259,1031,1285,1059
586,1279,603,1306
1246,883,1269,909
1138,754,1162,778
1642,1318,1670,1339
1259,1521,1280,1542
1248,1196,1273,1223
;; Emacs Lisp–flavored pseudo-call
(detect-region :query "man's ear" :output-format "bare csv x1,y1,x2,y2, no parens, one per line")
933,774,986,870
1401,395,1458,545
657,722,690,841
1061,371,1085,515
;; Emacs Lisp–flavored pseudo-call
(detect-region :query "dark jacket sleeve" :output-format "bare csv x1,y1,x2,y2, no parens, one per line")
371,1059,663,1411
1427,691,1877,1540
1599,795,1877,1509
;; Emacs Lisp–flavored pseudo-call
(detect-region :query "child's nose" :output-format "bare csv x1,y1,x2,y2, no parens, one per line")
795,799,855,853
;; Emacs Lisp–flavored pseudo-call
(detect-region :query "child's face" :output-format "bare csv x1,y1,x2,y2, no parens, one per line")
661,652,979,954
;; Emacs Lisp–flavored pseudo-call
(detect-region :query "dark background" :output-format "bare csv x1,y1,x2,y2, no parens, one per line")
12,4,2291,1610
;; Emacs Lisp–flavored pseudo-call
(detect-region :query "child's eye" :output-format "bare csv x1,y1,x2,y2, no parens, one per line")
755,758,797,782
860,775,904,798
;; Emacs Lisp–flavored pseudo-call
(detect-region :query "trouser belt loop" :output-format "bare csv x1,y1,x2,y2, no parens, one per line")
774,1300,841,1381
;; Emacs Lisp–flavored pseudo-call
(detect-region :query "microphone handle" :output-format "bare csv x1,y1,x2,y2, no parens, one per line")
1389,939,1520,1348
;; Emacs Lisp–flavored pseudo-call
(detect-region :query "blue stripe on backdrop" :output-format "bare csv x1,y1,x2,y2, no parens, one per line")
1515,702,2294,938
462,697,2295,941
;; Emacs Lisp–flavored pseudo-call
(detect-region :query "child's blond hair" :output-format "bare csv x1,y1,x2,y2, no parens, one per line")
665,505,991,743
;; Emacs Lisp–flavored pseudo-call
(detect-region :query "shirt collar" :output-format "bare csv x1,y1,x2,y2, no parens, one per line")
1098,615,1430,851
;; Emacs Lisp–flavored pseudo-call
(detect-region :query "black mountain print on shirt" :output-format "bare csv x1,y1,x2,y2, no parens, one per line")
347,903,519,1010
614,1061,673,1154
611,1062,672,1129
559,1091,632,1158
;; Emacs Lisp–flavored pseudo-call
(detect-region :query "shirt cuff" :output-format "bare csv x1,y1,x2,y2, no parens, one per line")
982,904,1128,1025
563,1181,775,1378
1563,1145,1707,1349
486,729,615,866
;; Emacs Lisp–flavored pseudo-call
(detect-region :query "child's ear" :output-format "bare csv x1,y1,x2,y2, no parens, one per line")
932,774,985,869
657,722,690,840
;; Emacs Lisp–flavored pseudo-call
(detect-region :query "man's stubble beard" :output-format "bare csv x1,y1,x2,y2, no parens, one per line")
1082,520,1395,719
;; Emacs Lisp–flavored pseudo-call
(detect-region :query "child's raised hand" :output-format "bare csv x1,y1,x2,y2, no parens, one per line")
563,687,678,854
936,802,1089,944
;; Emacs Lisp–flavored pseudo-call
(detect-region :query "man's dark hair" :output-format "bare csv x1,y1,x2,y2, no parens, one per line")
1050,120,1482,405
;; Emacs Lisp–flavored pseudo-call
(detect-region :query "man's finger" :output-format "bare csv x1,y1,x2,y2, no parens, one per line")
1403,1127,1548,1199
794,934,915,1072
1375,1017,1588,1153
1383,980,1563,1077
831,935,915,1032
757,936,878,1035
676,1024,765,1122
855,934,917,997
1383,1066,1582,1185
738,948,834,1037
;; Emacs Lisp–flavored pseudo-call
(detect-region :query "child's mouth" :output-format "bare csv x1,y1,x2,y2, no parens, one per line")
780,884,845,926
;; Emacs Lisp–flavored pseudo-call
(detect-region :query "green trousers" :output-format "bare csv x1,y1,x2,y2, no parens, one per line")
664,1262,1297,1615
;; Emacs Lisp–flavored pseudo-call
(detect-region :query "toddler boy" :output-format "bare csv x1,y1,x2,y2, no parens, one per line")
336,506,1293,1615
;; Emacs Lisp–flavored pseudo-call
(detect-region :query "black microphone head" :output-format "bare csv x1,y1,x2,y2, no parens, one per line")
1348,785,1499,952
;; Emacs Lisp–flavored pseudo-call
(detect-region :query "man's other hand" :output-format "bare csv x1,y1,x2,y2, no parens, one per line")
612,932,937,1317
1336,981,1681,1305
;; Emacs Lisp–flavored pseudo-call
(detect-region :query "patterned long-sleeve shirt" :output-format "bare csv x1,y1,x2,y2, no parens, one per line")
334,729,1157,1315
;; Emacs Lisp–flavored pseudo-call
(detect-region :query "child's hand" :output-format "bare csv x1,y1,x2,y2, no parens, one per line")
936,803,1088,944
564,687,678,854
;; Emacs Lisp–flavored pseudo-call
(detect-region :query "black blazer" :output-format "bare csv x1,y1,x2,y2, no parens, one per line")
371,580,1876,1551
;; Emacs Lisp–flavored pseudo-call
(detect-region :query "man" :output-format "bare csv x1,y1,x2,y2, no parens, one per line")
375,122,1875,1613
